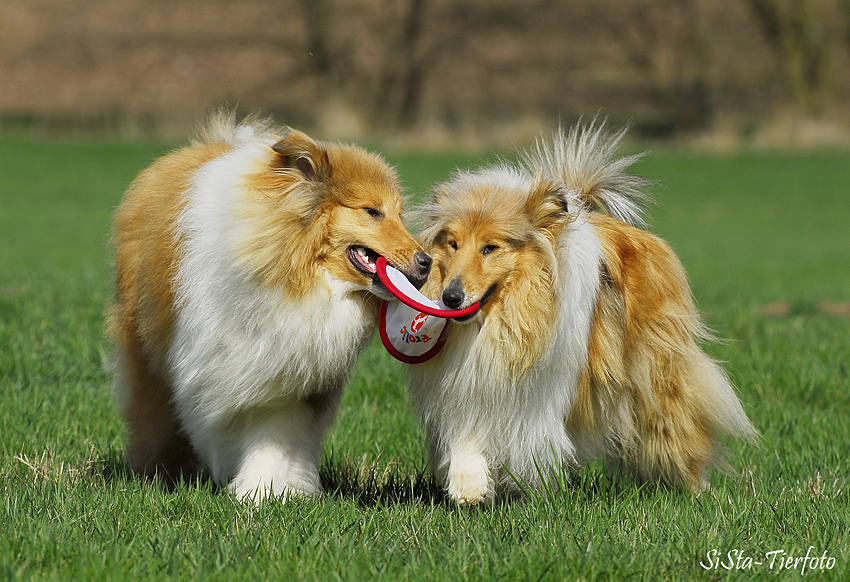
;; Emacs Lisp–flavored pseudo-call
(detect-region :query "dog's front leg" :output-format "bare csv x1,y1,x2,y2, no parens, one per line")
227,390,340,504
445,440,493,505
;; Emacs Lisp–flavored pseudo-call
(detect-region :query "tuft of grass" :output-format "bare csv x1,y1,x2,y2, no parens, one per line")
1,137,848,580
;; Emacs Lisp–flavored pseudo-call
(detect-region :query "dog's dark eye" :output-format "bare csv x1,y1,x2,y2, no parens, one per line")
448,241,458,251
364,207,383,219
482,244,499,256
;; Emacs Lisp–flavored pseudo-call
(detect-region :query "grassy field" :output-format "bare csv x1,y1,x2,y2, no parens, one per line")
1,136,848,580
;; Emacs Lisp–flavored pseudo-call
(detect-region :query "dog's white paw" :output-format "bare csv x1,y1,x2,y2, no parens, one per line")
446,452,492,505
228,442,323,504
229,475,320,505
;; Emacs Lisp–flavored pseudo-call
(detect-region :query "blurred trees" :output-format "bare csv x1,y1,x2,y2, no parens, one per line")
2,0,850,140
609,0,712,132
744,0,830,113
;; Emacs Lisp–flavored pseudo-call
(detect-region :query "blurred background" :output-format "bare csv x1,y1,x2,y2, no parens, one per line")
2,0,850,148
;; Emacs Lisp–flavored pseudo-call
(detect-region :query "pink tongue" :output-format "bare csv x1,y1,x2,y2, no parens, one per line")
375,257,480,318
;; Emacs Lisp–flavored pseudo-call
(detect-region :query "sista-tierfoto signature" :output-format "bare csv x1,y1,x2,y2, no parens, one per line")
701,546,836,575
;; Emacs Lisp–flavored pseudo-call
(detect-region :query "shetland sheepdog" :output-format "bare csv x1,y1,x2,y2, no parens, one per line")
108,114,431,501
409,122,756,504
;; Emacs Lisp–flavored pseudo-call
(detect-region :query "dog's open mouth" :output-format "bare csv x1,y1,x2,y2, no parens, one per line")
347,245,381,278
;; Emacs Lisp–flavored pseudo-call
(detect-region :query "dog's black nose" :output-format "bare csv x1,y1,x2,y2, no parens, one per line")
414,252,432,277
442,280,465,309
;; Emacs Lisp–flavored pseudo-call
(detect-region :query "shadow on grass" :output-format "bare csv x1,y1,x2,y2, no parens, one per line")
319,456,685,510
98,448,436,505
98,449,218,493
495,460,697,508
96,450,677,507
320,453,447,508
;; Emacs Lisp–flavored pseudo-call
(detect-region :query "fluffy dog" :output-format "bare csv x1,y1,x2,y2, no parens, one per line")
410,122,755,504
108,114,431,501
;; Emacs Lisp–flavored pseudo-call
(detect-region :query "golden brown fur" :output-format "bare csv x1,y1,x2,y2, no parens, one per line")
419,176,566,374
237,131,421,296
108,142,231,477
569,214,728,489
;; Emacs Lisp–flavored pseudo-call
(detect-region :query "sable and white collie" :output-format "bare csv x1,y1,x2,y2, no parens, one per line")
108,114,431,501
410,122,756,504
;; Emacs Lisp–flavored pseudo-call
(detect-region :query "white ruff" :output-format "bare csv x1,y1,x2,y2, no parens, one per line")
167,139,373,492
409,215,602,493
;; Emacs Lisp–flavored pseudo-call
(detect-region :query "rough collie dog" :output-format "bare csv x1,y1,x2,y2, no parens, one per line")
410,122,755,504
108,114,431,501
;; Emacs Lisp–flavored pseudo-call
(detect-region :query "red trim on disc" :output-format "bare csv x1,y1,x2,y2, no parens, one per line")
376,257,480,319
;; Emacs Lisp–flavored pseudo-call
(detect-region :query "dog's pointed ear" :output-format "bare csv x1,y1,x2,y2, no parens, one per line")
525,177,570,234
271,130,331,182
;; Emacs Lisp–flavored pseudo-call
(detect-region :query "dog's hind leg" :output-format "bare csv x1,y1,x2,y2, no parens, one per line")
112,339,196,483
619,347,718,490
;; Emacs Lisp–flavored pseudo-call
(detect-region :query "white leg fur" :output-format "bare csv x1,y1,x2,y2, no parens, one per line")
228,402,327,502
446,442,493,505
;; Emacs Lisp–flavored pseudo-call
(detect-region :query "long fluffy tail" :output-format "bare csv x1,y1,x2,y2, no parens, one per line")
521,120,652,227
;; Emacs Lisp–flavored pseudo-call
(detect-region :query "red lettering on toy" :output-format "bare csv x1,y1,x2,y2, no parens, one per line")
411,312,429,333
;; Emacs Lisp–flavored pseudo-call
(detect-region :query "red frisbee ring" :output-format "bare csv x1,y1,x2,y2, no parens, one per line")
375,257,480,319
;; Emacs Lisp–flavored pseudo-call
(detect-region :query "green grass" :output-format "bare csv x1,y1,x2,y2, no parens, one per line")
1,136,849,580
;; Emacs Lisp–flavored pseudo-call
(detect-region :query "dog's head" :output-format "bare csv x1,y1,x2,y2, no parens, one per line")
418,167,572,323
240,130,430,299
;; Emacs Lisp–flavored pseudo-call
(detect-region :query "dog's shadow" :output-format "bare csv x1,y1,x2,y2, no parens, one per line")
319,455,447,508
98,451,220,494
99,454,667,509
98,451,444,507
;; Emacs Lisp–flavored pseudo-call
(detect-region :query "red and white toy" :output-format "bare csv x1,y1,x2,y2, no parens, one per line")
377,257,479,363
